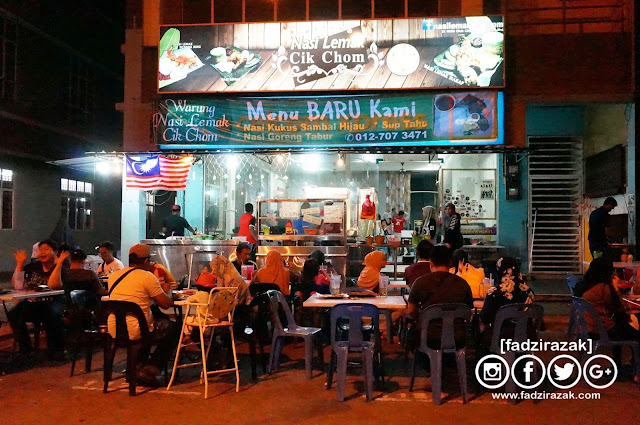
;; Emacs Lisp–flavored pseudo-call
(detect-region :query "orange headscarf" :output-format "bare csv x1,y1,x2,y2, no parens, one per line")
357,251,387,291
256,251,290,295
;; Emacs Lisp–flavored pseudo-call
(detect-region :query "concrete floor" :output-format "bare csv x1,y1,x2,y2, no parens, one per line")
1,331,638,425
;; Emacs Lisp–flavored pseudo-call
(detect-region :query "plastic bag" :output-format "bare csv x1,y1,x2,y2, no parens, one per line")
454,263,485,298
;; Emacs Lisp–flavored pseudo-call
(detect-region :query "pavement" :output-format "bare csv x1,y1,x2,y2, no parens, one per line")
1,322,639,425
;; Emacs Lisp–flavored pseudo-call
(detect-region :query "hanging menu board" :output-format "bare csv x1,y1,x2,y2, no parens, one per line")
280,202,300,219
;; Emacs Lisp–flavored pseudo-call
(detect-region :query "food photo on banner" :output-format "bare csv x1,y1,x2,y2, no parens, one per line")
152,92,503,150
157,16,504,93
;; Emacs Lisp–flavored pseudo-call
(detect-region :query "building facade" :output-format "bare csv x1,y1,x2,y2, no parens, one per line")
119,0,636,276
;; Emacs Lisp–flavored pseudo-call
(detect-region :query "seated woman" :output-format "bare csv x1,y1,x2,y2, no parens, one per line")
480,257,535,339
357,250,387,292
301,258,330,297
208,255,251,305
576,258,640,341
450,249,469,274
254,251,290,296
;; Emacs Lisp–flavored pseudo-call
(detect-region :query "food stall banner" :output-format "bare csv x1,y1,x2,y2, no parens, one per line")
157,16,504,93
154,91,503,150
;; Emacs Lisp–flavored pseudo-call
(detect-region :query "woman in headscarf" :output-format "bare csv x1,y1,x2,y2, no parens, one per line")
357,250,387,292
209,255,251,305
480,257,535,326
419,206,437,239
254,250,290,295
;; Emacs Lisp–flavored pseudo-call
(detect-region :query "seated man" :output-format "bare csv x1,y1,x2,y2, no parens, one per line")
97,241,124,276
107,244,177,385
406,245,473,348
49,248,107,309
9,239,65,359
404,239,434,287
231,242,257,275
150,261,178,290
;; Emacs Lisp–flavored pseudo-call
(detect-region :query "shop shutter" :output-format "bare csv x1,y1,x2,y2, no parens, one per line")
528,137,583,275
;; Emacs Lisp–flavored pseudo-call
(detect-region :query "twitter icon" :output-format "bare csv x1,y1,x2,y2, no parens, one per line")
548,356,582,389
554,363,575,381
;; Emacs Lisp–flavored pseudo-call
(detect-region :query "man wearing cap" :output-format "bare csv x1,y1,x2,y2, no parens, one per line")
161,205,195,237
107,244,177,386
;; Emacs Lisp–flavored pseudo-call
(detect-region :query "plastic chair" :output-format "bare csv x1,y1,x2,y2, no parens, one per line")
327,304,381,401
409,303,471,404
68,290,100,376
570,296,640,386
101,300,161,396
266,290,323,379
167,287,239,398
245,292,273,379
489,303,544,404
567,273,579,296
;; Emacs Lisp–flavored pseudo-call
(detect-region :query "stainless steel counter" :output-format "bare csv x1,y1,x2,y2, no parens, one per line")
142,239,239,282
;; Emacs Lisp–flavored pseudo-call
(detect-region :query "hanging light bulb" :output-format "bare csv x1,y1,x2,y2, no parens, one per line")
336,152,345,167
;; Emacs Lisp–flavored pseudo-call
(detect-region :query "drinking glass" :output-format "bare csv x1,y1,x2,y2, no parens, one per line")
379,275,389,296
330,275,341,295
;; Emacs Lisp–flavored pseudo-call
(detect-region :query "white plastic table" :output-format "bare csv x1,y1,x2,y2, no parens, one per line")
0,289,65,302
303,294,407,310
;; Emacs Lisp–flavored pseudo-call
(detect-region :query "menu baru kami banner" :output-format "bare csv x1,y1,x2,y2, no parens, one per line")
153,91,504,150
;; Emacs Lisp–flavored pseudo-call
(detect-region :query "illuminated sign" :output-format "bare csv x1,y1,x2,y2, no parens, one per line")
157,16,504,93
154,92,504,150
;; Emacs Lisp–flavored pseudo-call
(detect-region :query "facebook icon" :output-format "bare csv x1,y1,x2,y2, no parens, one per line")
422,20,434,31
523,361,535,383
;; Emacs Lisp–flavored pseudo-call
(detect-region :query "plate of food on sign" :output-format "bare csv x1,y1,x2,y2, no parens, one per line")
431,16,503,87
208,46,262,85
157,28,204,88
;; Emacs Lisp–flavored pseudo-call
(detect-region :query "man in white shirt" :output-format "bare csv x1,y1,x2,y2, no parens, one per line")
98,241,124,276
107,243,176,385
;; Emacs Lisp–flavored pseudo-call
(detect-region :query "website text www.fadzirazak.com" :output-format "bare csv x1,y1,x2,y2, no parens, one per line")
491,391,601,401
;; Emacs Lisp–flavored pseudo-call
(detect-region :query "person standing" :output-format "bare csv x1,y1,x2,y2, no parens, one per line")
392,210,407,236
588,197,618,259
419,206,437,239
443,203,463,250
237,203,258,244
97,241,124,276
161,205,195,237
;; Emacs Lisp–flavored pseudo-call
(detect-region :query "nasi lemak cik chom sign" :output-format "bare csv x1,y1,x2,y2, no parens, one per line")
157,16,504,93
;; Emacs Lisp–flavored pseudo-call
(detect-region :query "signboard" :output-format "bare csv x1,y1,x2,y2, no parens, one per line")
154,92,504,150
157,16,504,93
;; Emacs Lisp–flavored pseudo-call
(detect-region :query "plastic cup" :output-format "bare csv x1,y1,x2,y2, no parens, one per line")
14,271,24,290
241,264,248,279
330,275,341,295
379,275,389,296
246,265,254,281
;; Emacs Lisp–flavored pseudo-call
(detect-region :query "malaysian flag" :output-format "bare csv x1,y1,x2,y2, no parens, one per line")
125,155,193,191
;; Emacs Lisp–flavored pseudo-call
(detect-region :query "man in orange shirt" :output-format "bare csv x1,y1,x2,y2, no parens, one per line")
237,203,258,244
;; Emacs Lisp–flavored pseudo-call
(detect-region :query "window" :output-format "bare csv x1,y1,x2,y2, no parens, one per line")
1,168,13,229
0,15,18,102
61,178,93,230
146,192,155,232
66,56,95,127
